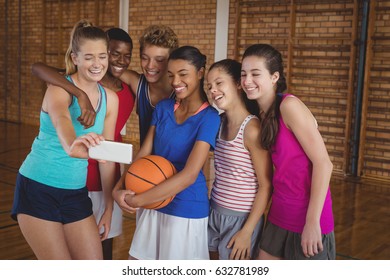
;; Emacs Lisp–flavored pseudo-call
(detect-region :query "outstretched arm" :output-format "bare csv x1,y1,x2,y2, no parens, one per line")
32,62,96,128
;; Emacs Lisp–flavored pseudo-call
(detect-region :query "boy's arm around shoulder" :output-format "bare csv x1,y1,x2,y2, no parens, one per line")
119,69,140,96
31,62,96,128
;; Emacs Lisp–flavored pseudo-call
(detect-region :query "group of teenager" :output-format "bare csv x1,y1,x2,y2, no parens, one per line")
11,19,336,260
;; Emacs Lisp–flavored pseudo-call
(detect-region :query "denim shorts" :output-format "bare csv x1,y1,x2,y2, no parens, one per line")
11,173,93,224
260,221,336,260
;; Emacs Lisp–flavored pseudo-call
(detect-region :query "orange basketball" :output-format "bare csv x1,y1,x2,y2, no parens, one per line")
125,155,176,209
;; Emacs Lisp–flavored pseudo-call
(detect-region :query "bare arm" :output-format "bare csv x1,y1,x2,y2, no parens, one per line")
97,88,119,241
112,124,154,214
282,96,333,258
118,69,140,95
32,62,96,128
118,69,141,113
125,140,211,208
228,118,273,260
43,85,103,158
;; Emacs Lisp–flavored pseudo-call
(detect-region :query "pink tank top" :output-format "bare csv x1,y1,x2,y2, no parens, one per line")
268,94,334,234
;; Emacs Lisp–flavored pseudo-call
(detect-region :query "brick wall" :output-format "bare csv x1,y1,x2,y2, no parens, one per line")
233,0,357,175
1,0,389,180
361,0,390,179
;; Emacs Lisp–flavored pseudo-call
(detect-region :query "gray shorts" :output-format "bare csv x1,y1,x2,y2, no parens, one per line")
260,221,336,260
208,200,264,260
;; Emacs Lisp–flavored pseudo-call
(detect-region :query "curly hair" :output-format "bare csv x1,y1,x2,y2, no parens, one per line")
139,25,179,55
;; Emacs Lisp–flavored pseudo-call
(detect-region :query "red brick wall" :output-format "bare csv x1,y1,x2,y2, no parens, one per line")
233,0,356,175
1,0,389,180
361,0,390,179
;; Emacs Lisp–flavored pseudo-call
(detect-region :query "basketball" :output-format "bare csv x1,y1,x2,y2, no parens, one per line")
125,155,177,209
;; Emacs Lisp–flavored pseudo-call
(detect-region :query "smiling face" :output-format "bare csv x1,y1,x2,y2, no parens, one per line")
140,44,170,84
71,38,108,82
241,55,279,101
167,59,203,100
107,39,132,78
207,67,241,111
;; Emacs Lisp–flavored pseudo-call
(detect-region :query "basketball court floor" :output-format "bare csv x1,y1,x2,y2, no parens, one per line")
0,121,388,260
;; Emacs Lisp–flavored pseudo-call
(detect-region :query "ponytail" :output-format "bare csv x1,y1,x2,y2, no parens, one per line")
65,19,107,75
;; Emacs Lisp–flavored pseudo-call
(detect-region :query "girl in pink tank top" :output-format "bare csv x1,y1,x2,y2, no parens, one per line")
241,44,335,260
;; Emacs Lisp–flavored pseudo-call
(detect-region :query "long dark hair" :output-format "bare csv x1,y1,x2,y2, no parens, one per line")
242,44,287,150
169,46,208,102
209,59,259,115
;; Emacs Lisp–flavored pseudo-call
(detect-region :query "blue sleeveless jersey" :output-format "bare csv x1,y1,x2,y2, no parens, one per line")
136,74,175,145
19,76,107,189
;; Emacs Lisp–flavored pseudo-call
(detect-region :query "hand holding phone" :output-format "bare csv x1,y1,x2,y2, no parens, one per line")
88,140,133,164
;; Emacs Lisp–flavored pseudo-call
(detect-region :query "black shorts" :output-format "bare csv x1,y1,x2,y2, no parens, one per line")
11,173,93,224
260,221,336,260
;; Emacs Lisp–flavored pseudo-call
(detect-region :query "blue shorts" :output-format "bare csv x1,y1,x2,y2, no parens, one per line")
11,173,93,224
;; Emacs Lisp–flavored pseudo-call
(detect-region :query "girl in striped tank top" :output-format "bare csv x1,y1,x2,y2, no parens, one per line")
206,59,272,260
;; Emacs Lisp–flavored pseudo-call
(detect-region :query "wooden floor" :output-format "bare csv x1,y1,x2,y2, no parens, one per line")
0,121,389,260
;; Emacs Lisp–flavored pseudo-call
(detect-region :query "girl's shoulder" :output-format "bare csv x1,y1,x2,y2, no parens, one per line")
102,85,117,97
205,103,220,116
279,93,316,128
279,93,296,101
246,114,260,126
156,98,175,108
104,86,119,108
44,84,71,101
279,93,303,111
198,104,220,129
203,105,221,124
243,115,261,137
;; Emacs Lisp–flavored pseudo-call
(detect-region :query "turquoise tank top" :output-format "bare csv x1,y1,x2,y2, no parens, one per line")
19,76,107,189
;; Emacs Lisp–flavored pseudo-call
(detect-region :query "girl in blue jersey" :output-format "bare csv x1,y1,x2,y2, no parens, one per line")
11,20,119,259
113,46,221,260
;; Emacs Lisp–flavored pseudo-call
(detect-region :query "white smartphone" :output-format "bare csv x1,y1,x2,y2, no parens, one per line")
88,140,133,164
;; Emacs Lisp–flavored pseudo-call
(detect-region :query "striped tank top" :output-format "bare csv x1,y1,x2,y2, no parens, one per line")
210,114,259,212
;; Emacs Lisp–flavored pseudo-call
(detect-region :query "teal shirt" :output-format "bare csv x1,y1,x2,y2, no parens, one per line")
19,77,107,189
